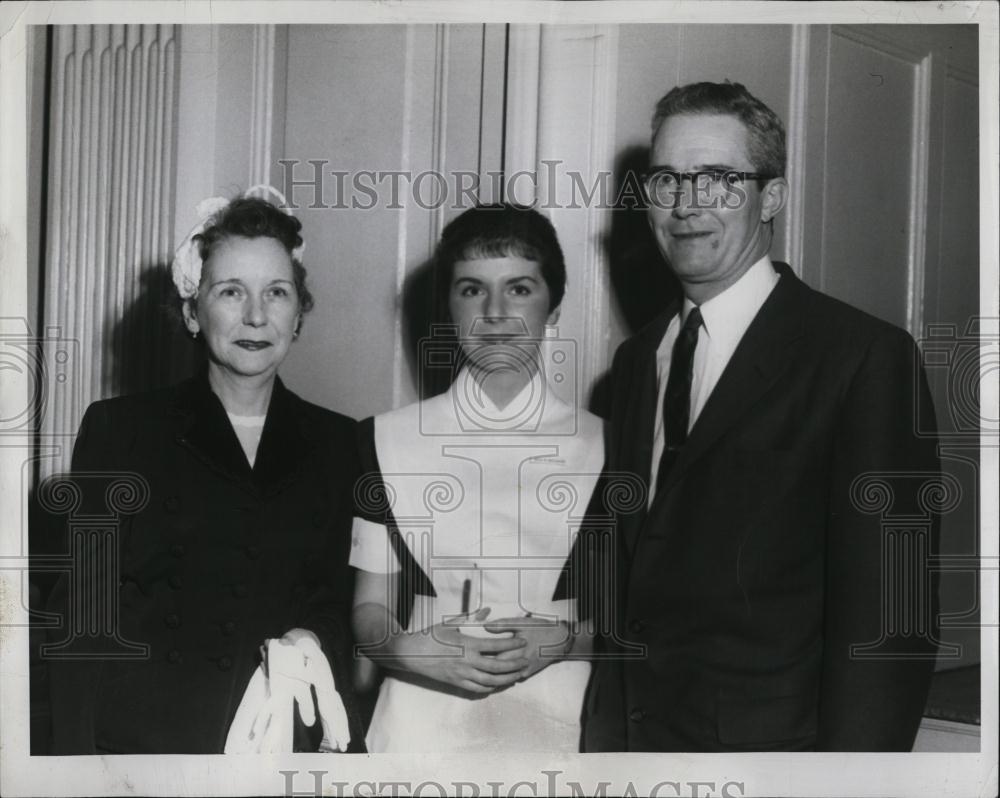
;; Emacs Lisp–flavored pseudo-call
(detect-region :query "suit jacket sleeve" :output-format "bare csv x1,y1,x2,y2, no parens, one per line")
819,327,940,750
567,340,636,630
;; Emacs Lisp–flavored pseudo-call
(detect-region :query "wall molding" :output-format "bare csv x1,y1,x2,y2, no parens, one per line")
806,25,833,293
390,24,452,408
533,24,621,397
833,25,928,65
945,60,978,87
248,25,276,187
247,25,289,192
784,24,810,277
906,54,933,340
504,24,541,200
578,25,620,395
478,24,507,202
429,24,450,249
391,25,420,410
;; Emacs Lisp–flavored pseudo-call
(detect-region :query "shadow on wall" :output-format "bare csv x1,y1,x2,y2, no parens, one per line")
606,144,680,333
401,254,457,401
110,265,202,398
591,144,680,417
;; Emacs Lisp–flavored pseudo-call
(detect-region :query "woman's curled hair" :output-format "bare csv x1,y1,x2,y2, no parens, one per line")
193,196,314,313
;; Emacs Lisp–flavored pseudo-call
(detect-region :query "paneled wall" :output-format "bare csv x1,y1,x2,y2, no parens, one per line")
47,23,977,430
602,24,796,354
278,24,507,414
800,26,979,335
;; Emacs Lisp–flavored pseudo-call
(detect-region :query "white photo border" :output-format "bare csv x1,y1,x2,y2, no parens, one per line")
1,2,996,796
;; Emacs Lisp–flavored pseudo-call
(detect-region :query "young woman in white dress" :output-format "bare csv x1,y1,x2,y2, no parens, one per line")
350,204,604,753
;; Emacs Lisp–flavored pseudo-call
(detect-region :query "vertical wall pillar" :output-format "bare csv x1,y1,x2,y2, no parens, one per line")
503,25,621,404
41,25,179,477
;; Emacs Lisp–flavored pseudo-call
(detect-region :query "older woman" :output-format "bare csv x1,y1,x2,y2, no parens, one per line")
350,204,604,752
45,188,363,754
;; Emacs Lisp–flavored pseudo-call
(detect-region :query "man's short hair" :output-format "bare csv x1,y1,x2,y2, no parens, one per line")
651,81,787,178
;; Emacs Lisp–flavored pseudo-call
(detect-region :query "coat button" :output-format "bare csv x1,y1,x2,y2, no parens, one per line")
232,584,248,599
222,621,236,636
245,545,261,560
170,543,186,558
628,618,645,633
164,496,180,512
165,613,181,629
168,575,182,590
629,708,645,723
218,656,233,671
166,649,182,664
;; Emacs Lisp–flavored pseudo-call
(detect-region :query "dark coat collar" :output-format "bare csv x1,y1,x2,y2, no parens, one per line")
608,297,681,481
653,261,809,499
634,297,682,359
619,261,809,554
169,371,315,497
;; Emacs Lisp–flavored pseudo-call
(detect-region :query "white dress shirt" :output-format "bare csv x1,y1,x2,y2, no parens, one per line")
226,411,266,467
649,255,780,499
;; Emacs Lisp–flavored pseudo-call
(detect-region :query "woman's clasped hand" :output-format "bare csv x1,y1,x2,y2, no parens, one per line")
388,610,533,695
483,616,577,681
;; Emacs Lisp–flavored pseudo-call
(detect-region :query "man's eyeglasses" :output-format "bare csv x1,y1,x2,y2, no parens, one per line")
641,168,777,208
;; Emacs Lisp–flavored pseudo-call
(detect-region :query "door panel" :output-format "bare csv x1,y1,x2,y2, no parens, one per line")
821,31,918,329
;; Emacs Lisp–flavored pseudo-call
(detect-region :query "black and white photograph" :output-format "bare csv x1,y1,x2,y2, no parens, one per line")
0,1,996,796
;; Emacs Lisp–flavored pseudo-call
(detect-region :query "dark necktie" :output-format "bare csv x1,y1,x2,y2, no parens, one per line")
655,306,703,496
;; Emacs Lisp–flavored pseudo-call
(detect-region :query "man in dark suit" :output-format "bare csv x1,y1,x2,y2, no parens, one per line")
582,81,941,752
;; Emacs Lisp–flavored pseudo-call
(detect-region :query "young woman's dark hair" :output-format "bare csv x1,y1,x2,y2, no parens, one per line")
435,203,567,316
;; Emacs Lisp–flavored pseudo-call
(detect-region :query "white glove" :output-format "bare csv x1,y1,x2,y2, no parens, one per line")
225,666,269,753
224,630,351,753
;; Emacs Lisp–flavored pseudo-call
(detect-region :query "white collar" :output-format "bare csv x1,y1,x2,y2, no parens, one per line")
448,365,550,433
683,254,778,348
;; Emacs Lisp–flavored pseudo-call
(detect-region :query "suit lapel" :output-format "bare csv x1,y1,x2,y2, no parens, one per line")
253,378,315,497
655,264,809,501
170,373,312,497
171,374,254,489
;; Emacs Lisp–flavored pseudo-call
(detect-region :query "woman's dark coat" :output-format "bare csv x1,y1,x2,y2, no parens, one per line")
44,373,364,753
